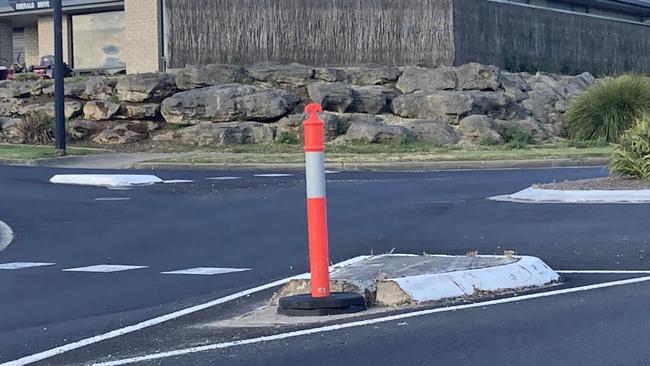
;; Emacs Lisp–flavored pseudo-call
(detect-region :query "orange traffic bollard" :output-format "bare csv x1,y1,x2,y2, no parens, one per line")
277,103,367,317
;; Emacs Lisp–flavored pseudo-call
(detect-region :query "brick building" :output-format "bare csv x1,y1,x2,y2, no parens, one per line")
1,0,650,75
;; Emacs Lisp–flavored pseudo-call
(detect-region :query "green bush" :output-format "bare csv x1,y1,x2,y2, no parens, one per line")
609,116,650,180
16,113,54,145
275,132,299,145
565,74,650,142
503,126,533,149
14,73,40,81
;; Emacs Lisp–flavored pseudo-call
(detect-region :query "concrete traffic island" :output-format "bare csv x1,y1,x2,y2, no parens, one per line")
0,219,13,252
217,254,559,327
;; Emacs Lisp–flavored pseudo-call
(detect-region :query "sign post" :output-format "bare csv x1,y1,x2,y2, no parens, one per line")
52,0,66,156
277,103,367,316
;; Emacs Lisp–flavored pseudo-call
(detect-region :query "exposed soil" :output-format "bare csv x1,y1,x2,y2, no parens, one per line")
535,176,650,190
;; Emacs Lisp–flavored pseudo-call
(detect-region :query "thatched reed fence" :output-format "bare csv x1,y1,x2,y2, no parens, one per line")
164,0,454,68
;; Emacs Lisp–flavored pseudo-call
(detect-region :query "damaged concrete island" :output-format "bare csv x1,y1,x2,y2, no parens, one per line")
218,254,559,326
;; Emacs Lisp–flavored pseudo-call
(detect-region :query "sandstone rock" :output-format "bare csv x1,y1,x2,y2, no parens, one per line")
471,91,527,121
396,66,457,93
391,91,475,122
500,71,532,102
116,73,177,102
456,63,500,91
28,80,54,96
555,72,595,99
153,121,274,146
43,82,86,98
161,84,297,125
307,82,354,113
314,68,347,82
83,100,120,120
17,101,82,119
249,63,314,86
175,64,250,90
0,98,24,116
68,119,105,140
82,77,117,100
459,115,502,144
0,117,24,143
93,121,160,144
349,86,396,114
406,120,460,145
276,113,343,142
0,81,31,98
342,120,413,143
119,103,160,120
343,65,402,85
0,116,21,131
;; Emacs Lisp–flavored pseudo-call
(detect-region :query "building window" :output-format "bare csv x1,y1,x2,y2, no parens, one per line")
12,28,25,65
71,11,125,71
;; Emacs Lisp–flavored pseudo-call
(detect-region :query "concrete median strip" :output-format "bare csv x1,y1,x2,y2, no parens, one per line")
490,187,650,204
0,220,14,252
50,174,164,188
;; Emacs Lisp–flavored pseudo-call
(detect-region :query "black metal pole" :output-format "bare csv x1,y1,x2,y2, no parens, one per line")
53,0,66,156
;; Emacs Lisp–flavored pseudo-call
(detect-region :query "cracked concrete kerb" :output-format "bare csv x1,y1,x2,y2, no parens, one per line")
0,220,14,252
491,187,650,204
274,254,559,307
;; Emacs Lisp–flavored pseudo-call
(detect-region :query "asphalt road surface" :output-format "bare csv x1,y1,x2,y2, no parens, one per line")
2,165,650,365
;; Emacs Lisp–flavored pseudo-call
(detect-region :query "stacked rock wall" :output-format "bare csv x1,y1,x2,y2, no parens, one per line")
0,63,595,147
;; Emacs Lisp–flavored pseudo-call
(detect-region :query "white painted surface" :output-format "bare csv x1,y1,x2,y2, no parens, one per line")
0,220,13,252
254,174,293,178
94,198,131,202
557,270,650,274
161,267,251,276
62,265,148,273
0,262,55,270
162,180,195,184
384,256,559,303
205,177,242,181
87,275,650,366
324,170,341,174
305,152,326,198
50,175,163,188
1,255,370,366
490,187,650,204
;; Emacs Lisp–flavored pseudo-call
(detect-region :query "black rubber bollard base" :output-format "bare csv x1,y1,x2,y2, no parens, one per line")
278,292,367,316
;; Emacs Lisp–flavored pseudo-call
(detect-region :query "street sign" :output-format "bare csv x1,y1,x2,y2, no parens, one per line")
8,1,52,11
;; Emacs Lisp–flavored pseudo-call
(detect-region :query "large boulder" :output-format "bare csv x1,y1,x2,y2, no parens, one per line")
349,86,396,114
456,63,500,91
458,115,502,144
342,120,413,143
342,65,401,85
276,113,344,142
116,73,178,102
0,116,21,131
82,77,117,100
314,68,347,82
471,91,527,121
391,91,475,122
17,101,82,119
500,71,532,102
396,66,457,93
0,98,24,116
118,103,160,120
92,121,160,144
174,64,250,90
406,120,460,145
68,119,105,140
83,100,120,121
249,63,314,86
153,121,274,146
43,82,86,98
0,81,31,98
307,82,354,113
0,117,24,143
161,84,297,125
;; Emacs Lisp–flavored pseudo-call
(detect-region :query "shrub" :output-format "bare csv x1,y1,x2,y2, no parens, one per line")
565,74,650,142
275,132,299,145
609,116,650,180
14,73,39,81
16,113,54,145
503,126,533,149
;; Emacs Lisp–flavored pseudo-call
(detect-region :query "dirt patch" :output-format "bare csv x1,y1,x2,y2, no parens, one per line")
535,176,650,190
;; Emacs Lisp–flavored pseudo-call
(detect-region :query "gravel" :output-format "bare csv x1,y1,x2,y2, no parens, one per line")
535,176,650,191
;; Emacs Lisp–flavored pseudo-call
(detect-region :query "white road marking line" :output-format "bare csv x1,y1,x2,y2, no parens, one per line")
205,177,242,181
0,256,371,366
88,275,650,366
558,270,650,274
161,267,251,276
62,265,148,273
0,262,55,270
324,170,341,174
254,174,294,177
162,180,195,184
94,198,131,202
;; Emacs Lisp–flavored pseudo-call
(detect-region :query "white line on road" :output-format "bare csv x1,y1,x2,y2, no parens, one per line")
0,262,55,270
205,177,242,181
161,267,251,276
62,265,148,273
162,180,195,184
558,270,650,274
87,275,650,366
94,198,132,202
254,174,294,177
0,256,369,366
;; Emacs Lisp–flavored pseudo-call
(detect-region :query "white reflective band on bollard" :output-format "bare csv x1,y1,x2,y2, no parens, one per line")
305,152,326,199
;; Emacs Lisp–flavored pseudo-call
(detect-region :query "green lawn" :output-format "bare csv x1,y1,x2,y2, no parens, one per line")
0,144,103,160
